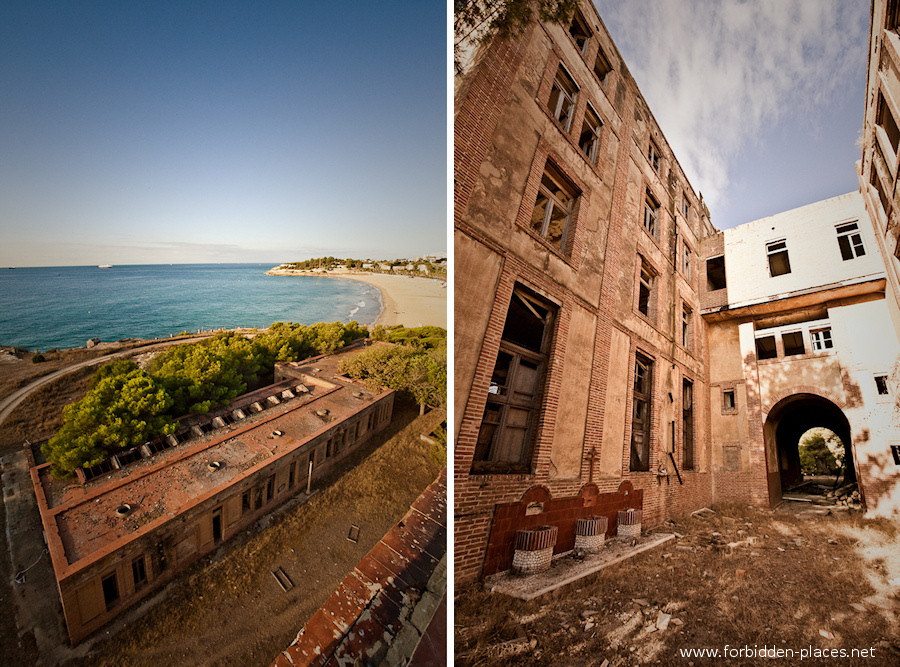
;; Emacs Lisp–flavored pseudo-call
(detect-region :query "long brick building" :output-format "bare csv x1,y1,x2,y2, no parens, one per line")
454,1,900,583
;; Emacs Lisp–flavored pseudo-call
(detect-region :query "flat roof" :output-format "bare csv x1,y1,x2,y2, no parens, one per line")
33,343,392,576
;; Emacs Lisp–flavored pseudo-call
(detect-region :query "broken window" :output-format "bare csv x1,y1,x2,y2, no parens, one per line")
766,240,791,276
836,221,866,260
530,161,578,251
755,335,777,360
782,331,805,356
101,573,119,611
630,354,654,472
647,139,661,173
681,304,692,348
637,260,656,320
875,374,890,395
254,486,263,509
723,389,736,412
241,489,251,514
548,66,578,131
132,556,148,590
594,46,612,83
683,378,694,470
682,244,692,275
472,286,555,473
643,190,659,237
810,327,834,351
568,9,591,53
878,93,900,156
578,105,602,164
706,255,726,290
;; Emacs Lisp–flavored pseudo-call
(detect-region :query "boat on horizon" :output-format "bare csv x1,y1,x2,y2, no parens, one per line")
98,264,113,269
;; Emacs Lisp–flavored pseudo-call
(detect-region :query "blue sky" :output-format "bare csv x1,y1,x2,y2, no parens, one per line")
0,1,446,267
599,0,868,230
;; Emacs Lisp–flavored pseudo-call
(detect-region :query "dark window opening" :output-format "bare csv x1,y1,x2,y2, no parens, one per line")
212,508,223,544
472,286,556,474
871,164,891,214
101,573,119,610
594,47,612,82
578,106,602,163
548,67,578,130
683,378,694,470
530,161,578,252
132,557,148,590
723,389,736,411
630,354,653,471
288,462,296,488
876,375,890,395
836,221,866,260
706,256,726,290
265,475,276,503
756,335,777,360
241,490,251,514
782,331,805,356
643,190,659,237
889,0,900,30
878,93,900,154
638,261,655,319
568,10,591,52
767,240,791,276
648,139,661,173
254,486,263,509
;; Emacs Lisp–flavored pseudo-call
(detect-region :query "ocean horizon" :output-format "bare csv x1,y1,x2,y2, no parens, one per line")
0,263,382,351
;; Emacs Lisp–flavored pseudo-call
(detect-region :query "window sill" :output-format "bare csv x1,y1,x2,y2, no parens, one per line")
468,467,535,479
516,222,577,267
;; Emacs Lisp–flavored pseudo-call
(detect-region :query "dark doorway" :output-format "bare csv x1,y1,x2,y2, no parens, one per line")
764,394,855,503
101,573,119,610
212,507,223,544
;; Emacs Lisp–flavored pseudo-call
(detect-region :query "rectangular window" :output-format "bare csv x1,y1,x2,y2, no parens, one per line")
594,46,612,83
706,256,726,290
683,378,694,470
473,286,556,473
875,375,890,395
755,335,777,360
681,304,692,348
548,66,578,130
871,163,891,215
836,221,866,260
132,556,148,590
254,486,263,509
723,389,736,411
766,240,791,276
889,1,900,30
530,161,578,252
682,244,692,275
568,9,591,53
643,190,659,237
682,198,690,218
782,331,805,356
578,106,602,164
288,461,296,488
637,260,655,319
265,474,276,502
101,573,119,610
810,328,833,351
877,93,900,155
630,354,654,472
647,139,661,173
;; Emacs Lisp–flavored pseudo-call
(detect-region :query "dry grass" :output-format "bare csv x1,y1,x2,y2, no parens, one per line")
456,504,899,666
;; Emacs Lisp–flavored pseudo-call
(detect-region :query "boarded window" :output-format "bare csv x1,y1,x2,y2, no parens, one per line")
836,221,866,260
755,335,777,360
472,286,555,474
766,240,791,276
530,161,578,252
630,354,653,471
706,256,726,290
782,331,805,356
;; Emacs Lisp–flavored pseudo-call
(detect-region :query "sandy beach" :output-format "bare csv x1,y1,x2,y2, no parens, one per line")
266,268,447,328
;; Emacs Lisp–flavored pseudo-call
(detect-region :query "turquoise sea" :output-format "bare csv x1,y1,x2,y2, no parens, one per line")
0,264,382,351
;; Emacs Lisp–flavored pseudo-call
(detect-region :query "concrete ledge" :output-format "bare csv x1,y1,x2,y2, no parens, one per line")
485,533,675,601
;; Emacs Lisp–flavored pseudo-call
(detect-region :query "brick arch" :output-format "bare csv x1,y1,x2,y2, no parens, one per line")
762,385,847,419
519,485,553,505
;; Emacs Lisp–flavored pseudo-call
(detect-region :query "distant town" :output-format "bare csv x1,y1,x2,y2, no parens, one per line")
276,255,447,279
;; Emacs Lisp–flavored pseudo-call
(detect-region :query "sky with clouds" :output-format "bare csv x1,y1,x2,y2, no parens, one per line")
598,0,869,230
0,1,446,267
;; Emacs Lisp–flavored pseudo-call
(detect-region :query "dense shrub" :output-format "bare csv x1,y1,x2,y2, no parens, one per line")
31,353,46,363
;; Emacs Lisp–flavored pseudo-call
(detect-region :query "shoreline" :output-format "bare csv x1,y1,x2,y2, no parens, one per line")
266,268,446,328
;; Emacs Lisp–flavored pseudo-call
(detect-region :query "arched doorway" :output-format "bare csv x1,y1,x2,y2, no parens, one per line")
764,393,855,502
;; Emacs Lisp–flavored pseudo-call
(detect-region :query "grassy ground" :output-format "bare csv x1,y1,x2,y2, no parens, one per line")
66,397,445,667
456,504,899,666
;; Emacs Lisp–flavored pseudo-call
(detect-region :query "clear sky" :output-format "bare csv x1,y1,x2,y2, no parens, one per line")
598,0,868,230
0,1,446,267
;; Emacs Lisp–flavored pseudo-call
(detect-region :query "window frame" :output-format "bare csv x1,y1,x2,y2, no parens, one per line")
836,221,866,261
643,190,660,238
706,255,726,290
530,160,579,253
766,239,792,277
682,378,694,470
647,138,661,173
810,327,834,352
630,353,654,472
547,66,578,131
782,330,805,357
682,243,692,276
755,334,778,360
593,46,613,83
568,9,592,54
722,388,736,413
578,104,602,164
637,258,657,321
681,303,693,349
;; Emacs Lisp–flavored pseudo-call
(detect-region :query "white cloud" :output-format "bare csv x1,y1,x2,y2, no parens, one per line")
597,0,866,213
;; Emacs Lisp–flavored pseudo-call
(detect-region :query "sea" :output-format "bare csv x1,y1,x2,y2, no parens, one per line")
0,264,382,351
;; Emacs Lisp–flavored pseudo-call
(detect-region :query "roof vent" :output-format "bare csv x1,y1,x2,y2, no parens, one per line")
208,461,223,471
115,503,132,518
272,430,284,437
315,409,330,418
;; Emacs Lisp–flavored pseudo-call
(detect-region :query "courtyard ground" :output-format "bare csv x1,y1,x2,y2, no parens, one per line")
456,504,899,666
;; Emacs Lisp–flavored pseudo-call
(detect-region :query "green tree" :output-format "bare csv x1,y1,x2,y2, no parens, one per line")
43,369,174,477
799,432,841,475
